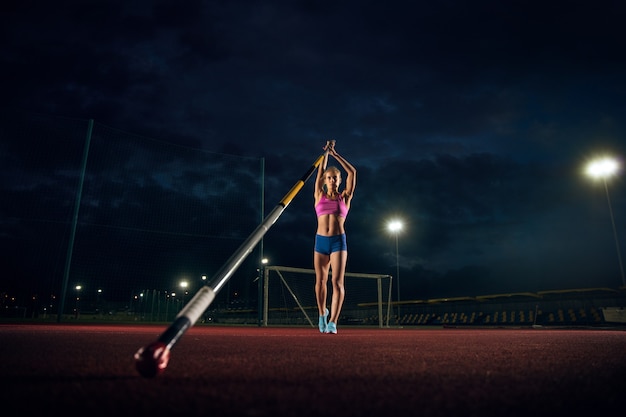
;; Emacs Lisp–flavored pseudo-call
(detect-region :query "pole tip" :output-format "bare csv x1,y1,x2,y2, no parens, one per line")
134,341,170,378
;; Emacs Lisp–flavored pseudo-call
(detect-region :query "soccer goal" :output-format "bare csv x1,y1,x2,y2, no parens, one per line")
262,265,393,328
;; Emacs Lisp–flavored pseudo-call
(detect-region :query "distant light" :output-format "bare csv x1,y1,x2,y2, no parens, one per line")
201,275,207,281
586,157,619,179
261,258,269,265
75,285,82,290
388,220,403,233
180,281,188,288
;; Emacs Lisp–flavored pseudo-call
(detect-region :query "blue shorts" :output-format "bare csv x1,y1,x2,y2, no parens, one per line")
314,234,347,255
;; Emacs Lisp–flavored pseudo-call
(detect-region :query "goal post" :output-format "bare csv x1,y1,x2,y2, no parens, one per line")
262,265,393,328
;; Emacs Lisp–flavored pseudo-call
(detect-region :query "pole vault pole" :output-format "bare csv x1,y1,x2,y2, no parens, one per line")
134,148,329,378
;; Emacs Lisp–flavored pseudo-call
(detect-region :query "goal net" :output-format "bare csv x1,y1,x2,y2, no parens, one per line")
262,265,393,328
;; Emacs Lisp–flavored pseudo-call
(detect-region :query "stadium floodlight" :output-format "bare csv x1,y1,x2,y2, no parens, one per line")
180,281,189,305
74,285,82,317
387,219,404,321
96,288,102,311
585,156,625,287
586,157,619,179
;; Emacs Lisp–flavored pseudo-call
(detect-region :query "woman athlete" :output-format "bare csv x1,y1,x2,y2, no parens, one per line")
313,140,357,334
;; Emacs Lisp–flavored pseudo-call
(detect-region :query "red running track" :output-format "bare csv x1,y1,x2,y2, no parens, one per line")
1,323,625,417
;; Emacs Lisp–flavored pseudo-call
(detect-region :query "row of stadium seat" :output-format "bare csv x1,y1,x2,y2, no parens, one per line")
375,306,605,326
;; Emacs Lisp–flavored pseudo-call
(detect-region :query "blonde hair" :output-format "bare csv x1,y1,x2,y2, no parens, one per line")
324,166,341,176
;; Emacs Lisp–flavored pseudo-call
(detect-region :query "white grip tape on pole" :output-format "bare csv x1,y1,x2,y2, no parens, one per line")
177,286,216,325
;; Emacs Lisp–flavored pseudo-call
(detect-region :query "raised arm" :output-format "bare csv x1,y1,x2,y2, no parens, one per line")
314,140,334,201
328,145,356,200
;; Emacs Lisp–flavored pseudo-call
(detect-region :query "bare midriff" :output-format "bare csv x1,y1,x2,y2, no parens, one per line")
316,214,345,236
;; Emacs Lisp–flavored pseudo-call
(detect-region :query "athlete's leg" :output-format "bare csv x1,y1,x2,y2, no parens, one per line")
327,249,347,326
314,250,330,316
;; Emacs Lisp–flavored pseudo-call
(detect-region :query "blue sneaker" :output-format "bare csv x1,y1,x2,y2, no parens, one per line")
326,321,337,334
318,308,329,333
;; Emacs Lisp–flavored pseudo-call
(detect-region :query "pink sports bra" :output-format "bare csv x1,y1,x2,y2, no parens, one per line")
315,194,349,218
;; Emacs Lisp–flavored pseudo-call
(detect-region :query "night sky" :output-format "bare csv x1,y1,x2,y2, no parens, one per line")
2,1,626,303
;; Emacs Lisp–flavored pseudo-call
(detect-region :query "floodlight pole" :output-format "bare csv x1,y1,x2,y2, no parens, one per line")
601,178,625,287
387,219,403,323
394,232,400,319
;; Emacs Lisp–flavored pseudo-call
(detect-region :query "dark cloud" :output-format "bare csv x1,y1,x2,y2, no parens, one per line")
1,0,625,307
